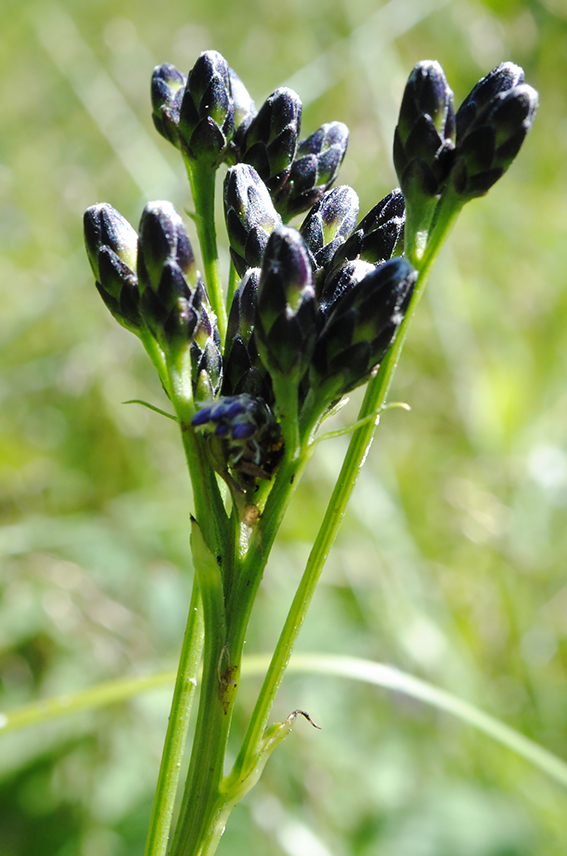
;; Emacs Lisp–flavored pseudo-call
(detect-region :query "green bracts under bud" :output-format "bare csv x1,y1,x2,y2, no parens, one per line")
394,60,455,204
451,78,538,199
299,185,359,278
240,87,302,195
83,203,140,333
224,164,282,276
151,63,187,148
255,226,318,384
310,258,416,403
276,121,349,219
178,50,234,168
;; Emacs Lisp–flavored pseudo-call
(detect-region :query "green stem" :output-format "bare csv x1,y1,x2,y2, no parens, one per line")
139,325,173,400
169,517,231,856
144,583,204,856
163,370,233,856
185,162,227,342
168,630,233,856
227,442,311,651
230,190,464,785
167,360,230,565
226,259,240,317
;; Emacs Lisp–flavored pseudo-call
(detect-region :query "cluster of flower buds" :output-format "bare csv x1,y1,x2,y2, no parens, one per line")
451,62,538,199
151,51,348,218
393,60,456,209
84,201,222,400
393,60,538,217
192,180,414,487
221,182,416,423
87,52,537,490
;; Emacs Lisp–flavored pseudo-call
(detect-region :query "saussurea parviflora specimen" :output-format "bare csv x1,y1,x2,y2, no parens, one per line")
84,53,537,856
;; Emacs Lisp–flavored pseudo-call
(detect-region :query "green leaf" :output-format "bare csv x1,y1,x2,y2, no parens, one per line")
3,654,566,790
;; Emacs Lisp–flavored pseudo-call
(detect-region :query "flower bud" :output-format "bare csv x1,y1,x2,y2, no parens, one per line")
456,62,524,140
310,258,416,403
83,203,140,333
276,121,349,218
240,87,302,195
318,259,376,319
226,268,259,352
178,50,234,168
226,67,257,163
223,270,273,401
327,189,405,278
393,61,455,203
137,201,203,352
451,79,538,199
151,63,187,148
224,164,282,276
299,185,359,279
255,226,318,384
191,303,223,401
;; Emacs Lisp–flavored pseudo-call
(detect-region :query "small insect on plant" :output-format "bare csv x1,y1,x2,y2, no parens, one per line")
192,393,284,493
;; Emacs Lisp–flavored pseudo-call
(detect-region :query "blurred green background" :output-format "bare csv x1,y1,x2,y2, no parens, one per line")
1,0,567,853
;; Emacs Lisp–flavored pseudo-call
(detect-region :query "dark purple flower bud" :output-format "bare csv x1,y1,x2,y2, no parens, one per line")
226,67,257,164
255,226,318,383
151,63,187,148
326,189,405,279
276,121,349,218
309,258,416,403
191,303,223,401
451,79,538,199
318,259,376,319
226,268,259,351
393,61,455,203
83,203,140,333
240,87,302,195
299,185,359,280
137,201,203,352
224,164,282,276
456,62,524,140
230,68,256,132
178,50,234,168
223,269,273,401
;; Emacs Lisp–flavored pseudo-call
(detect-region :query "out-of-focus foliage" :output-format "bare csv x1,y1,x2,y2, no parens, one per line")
1,0,566,853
